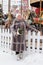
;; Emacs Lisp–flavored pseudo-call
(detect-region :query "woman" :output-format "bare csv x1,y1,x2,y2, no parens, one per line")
5,13,38,60
5,13,28,60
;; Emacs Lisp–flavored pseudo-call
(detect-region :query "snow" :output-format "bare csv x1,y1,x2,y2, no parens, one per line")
0,51,43,65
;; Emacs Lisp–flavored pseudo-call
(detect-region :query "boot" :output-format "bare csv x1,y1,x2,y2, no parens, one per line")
19,52,23,59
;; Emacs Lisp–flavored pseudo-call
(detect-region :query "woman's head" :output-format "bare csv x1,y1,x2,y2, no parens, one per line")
16,13,23,20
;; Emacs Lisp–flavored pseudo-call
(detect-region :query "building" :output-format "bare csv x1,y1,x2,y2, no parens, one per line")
0,0,30,14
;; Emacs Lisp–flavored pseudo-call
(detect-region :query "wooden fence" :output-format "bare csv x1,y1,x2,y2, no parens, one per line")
0,26,43,54
28,30,43,53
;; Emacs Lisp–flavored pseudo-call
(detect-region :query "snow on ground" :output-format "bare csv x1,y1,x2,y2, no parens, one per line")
0,51,43,65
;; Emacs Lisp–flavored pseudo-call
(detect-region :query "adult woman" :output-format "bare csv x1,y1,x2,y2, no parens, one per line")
5,13,38,60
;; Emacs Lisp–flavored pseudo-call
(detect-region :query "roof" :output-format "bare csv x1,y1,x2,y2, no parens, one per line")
30,0,43,4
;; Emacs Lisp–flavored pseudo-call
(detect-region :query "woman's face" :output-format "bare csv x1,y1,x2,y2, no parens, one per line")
17,15,22,20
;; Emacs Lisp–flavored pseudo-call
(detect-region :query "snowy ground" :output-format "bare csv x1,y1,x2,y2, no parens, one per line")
0,51,43,65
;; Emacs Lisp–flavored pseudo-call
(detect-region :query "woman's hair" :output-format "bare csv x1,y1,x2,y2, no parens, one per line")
16,13,23,20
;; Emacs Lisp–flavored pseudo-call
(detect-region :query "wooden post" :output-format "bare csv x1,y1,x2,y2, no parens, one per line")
21,0,22,15
8,0,11,20
8,0,10,12
40,0,42,17
0,0,3,13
